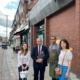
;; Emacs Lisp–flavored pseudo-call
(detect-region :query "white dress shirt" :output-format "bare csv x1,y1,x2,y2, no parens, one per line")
17,51,31,67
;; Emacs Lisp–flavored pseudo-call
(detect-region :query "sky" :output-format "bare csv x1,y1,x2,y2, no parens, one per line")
0,0,20,38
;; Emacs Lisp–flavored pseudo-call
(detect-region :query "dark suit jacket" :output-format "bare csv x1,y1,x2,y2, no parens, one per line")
31,45,49,68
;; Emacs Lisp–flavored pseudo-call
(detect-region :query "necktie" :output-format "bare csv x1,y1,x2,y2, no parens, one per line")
38,46,40,55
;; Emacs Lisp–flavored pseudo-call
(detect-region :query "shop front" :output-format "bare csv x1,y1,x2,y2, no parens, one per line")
37,24,44,45
30,0,80,79
14,18,29,45
30,0,74,47
14,35,20,52
20,27,29,45
30,0,73,26
14,25,29,45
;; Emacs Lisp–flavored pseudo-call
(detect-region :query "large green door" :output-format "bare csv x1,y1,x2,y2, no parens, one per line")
37,24,44,45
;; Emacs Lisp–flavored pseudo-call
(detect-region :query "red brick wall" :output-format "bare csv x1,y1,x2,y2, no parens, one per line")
23,1,28,18
44,18,49,48
29,0,39,49
32,26,37,47
48,3,80,78
28,0,39,10
75,0,80,78
31,0,80,78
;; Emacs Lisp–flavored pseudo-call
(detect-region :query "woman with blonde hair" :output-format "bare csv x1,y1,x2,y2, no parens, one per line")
18,42,30,80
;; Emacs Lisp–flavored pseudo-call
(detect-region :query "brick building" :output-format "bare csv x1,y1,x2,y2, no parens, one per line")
10,0,38,50
30,0,80,79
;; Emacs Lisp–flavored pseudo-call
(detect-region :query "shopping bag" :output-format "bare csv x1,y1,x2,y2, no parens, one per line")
20,70,29,79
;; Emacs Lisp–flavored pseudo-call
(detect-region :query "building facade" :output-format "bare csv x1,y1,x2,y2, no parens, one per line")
30,0,80,79
9,0,80,79
10,0,38,50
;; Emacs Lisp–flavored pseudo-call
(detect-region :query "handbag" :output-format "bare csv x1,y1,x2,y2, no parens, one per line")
20,70,29,79
55,50,67,75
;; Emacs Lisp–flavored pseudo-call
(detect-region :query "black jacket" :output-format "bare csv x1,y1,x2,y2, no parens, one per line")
31,45,49,68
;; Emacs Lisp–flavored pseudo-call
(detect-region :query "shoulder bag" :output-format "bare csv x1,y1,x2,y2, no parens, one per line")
55,50,67,75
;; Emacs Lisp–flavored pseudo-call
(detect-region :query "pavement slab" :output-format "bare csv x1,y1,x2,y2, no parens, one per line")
0,47,3,80
1,47,51,80
1,47,77,80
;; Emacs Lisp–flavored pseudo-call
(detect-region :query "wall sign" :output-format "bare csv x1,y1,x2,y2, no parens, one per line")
21,18,27,25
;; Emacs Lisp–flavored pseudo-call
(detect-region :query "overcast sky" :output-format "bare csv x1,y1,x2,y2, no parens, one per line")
0,0,20,37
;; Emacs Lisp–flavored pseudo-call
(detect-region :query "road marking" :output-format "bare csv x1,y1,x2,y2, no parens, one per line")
10,72,15,76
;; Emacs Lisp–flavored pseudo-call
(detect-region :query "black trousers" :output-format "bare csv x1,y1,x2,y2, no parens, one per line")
13,47,15,51
52,78,59,80
33,67,45,80
18,64,29,80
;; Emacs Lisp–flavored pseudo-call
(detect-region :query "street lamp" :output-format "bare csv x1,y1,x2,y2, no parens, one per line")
5,15,8,43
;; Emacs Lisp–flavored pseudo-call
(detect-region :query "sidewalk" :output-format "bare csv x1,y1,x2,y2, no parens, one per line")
0,47,3,80
1,47,78,80
2,47,18,80
1,47,51,80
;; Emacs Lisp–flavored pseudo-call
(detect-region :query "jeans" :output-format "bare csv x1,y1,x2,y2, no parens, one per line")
58,64,68,80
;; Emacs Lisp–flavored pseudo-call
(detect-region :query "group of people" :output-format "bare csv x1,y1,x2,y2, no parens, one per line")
17,36,73,80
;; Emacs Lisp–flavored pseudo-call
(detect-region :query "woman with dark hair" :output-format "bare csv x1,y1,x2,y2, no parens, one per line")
18,42,31,80
56,39,73,80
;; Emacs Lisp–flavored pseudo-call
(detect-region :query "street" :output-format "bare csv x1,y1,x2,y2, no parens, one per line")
0,47,51,80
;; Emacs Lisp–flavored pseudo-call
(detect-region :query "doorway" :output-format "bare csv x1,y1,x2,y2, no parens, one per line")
37,24,44,45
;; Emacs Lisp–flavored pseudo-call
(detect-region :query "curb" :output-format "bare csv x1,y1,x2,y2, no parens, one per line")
69,73,80,80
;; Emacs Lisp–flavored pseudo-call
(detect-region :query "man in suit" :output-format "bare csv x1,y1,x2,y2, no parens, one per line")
31,38,49,80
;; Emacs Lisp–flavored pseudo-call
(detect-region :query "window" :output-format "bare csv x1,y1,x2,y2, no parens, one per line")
37,25,44,31
37,24,44,44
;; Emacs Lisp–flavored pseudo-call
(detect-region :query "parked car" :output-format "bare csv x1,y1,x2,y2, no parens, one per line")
2,42,7,49
0,42,2,47
6,42,9,46
15,43,20,53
